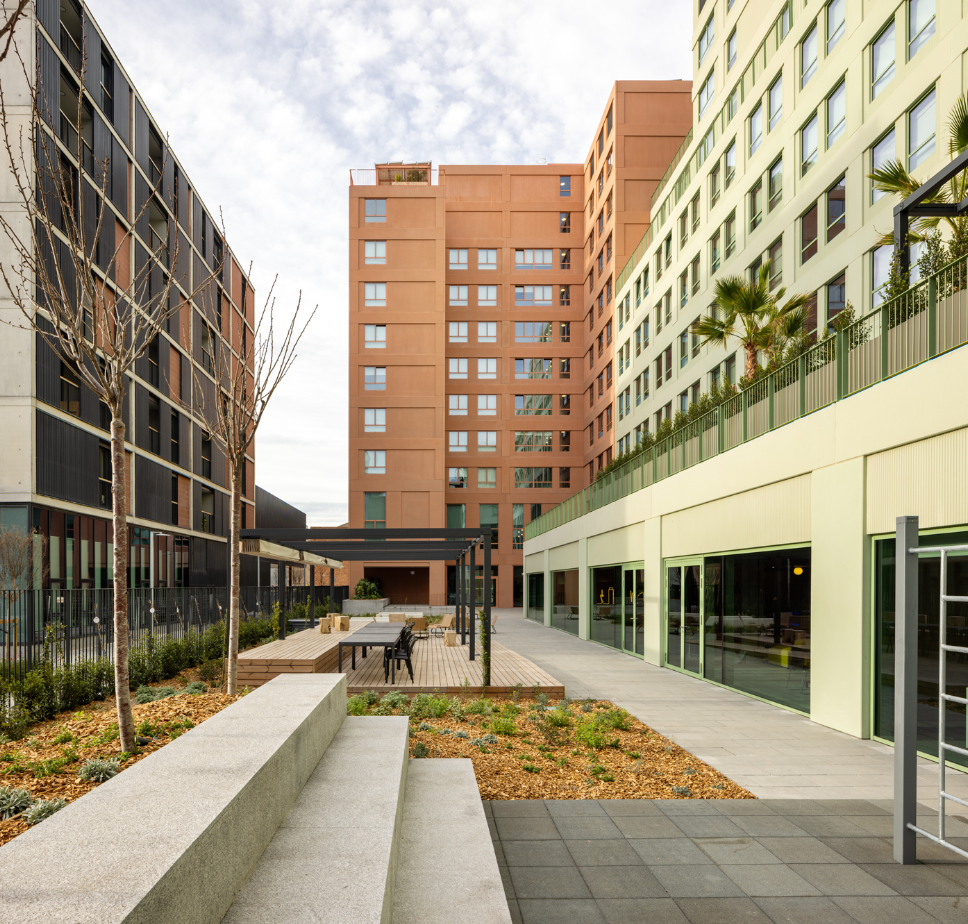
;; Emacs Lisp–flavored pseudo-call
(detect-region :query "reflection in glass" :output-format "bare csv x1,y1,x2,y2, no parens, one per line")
592,566,622,649
526,573,544,623
667,566,682,668
551,570,579,635
683,564,702,674
635,568,645,656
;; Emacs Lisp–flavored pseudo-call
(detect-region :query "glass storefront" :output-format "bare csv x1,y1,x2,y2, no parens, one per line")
874,529,968,769
526,573,544,622
666,547,811,713
551,569,579,634
590,565,644,656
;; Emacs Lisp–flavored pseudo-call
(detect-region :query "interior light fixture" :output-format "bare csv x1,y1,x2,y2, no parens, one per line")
793,566,804,575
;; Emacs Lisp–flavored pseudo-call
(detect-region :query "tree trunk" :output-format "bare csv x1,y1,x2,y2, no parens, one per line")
111,414,135,752
744,343,759,381
226,468,241,694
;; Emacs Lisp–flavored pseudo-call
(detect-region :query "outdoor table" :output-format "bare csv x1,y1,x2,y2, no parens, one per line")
338,624,405,682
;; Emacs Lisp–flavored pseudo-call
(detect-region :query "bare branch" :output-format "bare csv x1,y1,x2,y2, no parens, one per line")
0,0,28,64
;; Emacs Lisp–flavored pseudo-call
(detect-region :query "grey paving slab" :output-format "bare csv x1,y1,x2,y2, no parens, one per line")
502,840,577,867
818,836,897,864
565,838,645,867
577,864,667,899
673,896,774,923
753,836,852,865
610,814,686,839
730,815,811,837
553,816,624,840
831,895,945,924
628,837,714,866
650,864,747,898
787,863,899,896
695,837,783,865
495,816,562,841
910,896,968,924
666,814,749,838
599,799,664,817
752,896,860,923
510,866,593,899
596,898,690,924
721,865,822,897
857,862,968,896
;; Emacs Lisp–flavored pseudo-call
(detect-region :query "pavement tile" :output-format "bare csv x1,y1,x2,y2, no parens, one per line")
753,836,851,864
910,896,968,924
502,839,578,867
492,840,507,866
628,837,713,866
694,837,782,865
500,864,515,900
655,800,723,816
668,815,748,838
711,801,779,817
731,815,811,837
792,815,879,838
553,816,624,840
858,862,968,896
508,898,523,924
673,896,774,923
756,800,826,815
566,838,645,867
650,864,746,899
578,865,668,899
495,816,562,841
545,800,608,817
818,836,895,864
848,815,895,836
812,800,890,815
611,815,686,839
492,801,552,818
721,864,822,897
510,865,593,899
831,896,946,923
924,860,968,889
596,898,690,923
599,800,664,817
517,898,606,924
751,896,858,923
788,863,898,896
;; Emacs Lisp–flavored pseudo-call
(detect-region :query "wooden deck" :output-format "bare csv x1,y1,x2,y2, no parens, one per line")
236,626,564,698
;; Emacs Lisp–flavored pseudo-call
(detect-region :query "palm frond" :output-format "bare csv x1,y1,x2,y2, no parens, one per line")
869,160,923,200
947,91,968,157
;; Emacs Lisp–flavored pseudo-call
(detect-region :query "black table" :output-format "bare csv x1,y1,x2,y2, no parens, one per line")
338,624,405,682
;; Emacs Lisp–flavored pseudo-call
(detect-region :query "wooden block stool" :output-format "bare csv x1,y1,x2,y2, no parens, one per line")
444,629,457,648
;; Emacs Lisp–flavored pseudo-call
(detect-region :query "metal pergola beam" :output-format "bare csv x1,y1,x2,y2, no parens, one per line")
241,528,488,541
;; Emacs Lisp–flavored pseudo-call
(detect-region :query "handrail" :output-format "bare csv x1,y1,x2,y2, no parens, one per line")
526,250,968,541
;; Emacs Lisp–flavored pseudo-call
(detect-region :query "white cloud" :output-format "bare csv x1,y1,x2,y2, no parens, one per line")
86,0,691,524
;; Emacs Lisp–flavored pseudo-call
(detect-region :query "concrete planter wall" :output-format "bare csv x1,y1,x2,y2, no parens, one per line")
342,597,390,615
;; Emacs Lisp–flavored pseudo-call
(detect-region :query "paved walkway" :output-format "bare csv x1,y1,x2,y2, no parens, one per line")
486,798,968,924
491,610,968,802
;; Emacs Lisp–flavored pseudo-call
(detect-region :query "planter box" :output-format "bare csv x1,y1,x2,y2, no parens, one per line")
342,597,390,615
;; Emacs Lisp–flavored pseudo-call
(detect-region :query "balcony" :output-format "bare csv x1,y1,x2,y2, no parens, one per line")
59,23,81,74
350,163,437,186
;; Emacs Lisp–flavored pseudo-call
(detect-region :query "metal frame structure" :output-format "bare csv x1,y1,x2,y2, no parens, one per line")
239,528,494,684
893,515,968,864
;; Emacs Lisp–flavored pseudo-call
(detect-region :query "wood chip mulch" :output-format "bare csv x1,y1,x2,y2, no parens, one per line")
0,682,241,848
394,696,753,801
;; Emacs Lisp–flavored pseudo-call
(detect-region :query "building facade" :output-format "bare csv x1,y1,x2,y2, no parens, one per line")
0,0,256,589
524,0,968,759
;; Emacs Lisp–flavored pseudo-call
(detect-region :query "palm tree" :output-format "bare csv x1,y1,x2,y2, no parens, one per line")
870,91,968,255
691,261,810,381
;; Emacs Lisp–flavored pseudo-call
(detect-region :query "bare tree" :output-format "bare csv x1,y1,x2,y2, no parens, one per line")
0,1,29,64
194,278,316,694
0,43,221,751
0,526,48,663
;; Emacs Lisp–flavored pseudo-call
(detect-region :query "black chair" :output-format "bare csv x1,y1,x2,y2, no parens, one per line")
384,629,415,682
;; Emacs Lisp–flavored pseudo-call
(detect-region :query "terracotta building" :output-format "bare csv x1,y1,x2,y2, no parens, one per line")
347,82,691,608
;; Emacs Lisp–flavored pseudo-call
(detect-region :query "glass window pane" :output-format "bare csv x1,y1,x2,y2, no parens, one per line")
827,82,846,147
909,90,936,170
909,0,936,58
872,23,895,98
871,130,895,202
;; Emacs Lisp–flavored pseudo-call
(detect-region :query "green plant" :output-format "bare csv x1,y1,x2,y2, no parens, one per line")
408,693,449,720
447,697,466,721
184,681,208,695
600,772,615,782
575,718,613,750
23,797,67,825
599,707,631,731
536,693,548,707
77,757,120,783
522,763,540,774
543,707,573,729
0,785,32,819
453,730,469,740
53,727,74,745
488,716,517,736
381,691,409,711
198,659,222,683
557,758,567,768
672,785,691,797
413,742,429,759
346,695,369,716
510,684,523,703
136,719,159,738
360,690,380,707
30,756,71,778
352,577,382,600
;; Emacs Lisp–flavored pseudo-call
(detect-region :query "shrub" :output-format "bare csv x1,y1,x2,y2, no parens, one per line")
77,757,120,783
482,733,498,745
408,693,449,720
198,660,222,683
599,707,632,731
184,681,208,695
447,698,466,721
522,763,540,774
418,722,432,731
381,692,409,710
53,727,74,745
413,742,429,758
23,798,67,825
488,716,517,736
575,719,609,750
346,695,369,716
0,786,33,819
360,690,380,706
543,707,573,729
672,785,691,797
453,730,469,739
352,578,382,600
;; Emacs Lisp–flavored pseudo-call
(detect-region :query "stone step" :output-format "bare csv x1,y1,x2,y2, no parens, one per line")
222,715,410,924
392,759,512,924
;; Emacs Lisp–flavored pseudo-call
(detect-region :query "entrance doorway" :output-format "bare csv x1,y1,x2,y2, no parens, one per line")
666,559,703,676
590,564,644,657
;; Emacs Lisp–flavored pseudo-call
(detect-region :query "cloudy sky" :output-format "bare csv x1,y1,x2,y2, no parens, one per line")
89,0,692,524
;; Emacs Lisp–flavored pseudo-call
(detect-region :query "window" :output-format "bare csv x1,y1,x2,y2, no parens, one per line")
364,282,386,306
478,249,497,270
449,285,468,306
364,241,386,264
447,504,465,528
477,321,497,342
478,358,497,379
364,199,386,222
872,244,892,306
515,468,552,490
871,131,895,204
725,211,736,258
478,467,497,489
146,395,160,454
364,450,386,474
449,431,468,452
801,22,818,88
909,90,936,170
559,394,569,416
200,489,214,534
449,358,468,379
448,468,467,489
826,272,846,327
515,358,552,379
201,433,212,480
559,212,570,233
478,431,497,452
559,249,571,270
699,14,714,65
605,405,613,430
364,408,386,432
692,255,701,295
769,238,782,289
99,52,115,121
59,361,80,416
679,330,689,368
711,229,721,272
515,249,553,270
909,0,936,59
364,492,386,529
559,358,570,379
724,354,736,385
515,394,552,415
768,77,783,132
514,285,553,306
448,321,468,342
678,270,689,308
170,410,180,465
827,81,846,148
169,473,178,524
749,103,763,156
558,322,571,344
801,115,818,175
478,286,497,307
514,431,553,452
199,325,214,375
605,319,613,344
480,504,499,549
727,29,737,70
826,176,845,241
724,142,736,189
559,176,571,197
801,203,818,263
699,69,715,117
691,194,700,233
449,394,468,416
710,163,721,207
515,321,552,343
607,105,613,136
872,23,895,98
147,336,159,387
559,467,570,489
364,324,386,348
827,0,845,54
477,394,496,416
749,180,763,231
449,249,468,270
364,366,386,390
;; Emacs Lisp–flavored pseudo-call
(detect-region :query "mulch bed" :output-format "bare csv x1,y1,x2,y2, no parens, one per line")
362,694,754,801
0,680,241,848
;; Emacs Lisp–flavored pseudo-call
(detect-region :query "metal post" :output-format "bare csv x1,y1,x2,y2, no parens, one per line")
469,542,476,660
894,205,910,280
309,565,316,629
458,552,465,644
767,372,775,430
836,328,847,400
880,299,890,380
279,561,287,640
483,534,492,688
741,389,748,442
928,273,938,359
329,567,335,616
798,354,807,415
717,403,725,454
894,515,919,864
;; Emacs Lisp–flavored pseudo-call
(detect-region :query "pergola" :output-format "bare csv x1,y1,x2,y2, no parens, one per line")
238,527,495,684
